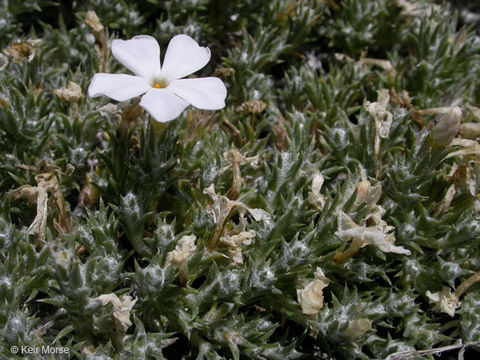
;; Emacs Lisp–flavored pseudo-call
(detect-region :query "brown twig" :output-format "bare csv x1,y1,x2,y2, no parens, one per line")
454,270,480,300
388,342,479,360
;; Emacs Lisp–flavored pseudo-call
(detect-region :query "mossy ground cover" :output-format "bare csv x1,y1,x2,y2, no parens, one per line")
1,0,480,359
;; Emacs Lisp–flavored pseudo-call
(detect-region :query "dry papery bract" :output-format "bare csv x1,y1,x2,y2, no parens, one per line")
84,10,104,33
297,267,330,315
165,235,197,284
333,179,410,263
445,138,480,161
334,211,411,259
84,9,108,72
390,90,462,129
434,137,480,216
392,0,443,17
165,235,197,267
53,81,83,103
307,171,326,211
202,149,264,264
343,318,372,341
271,110,290,151
203,184,269,263
53,81,83,117
466,104,480,122
5,39,42,63
235,100,267,116
93,293,137,332
426,270,480,317
11,163,74,245
434,176,457,217
335,53,397,78
77,170,101,209
364,89,393,178
435,165,475,217
364,89,393,139
213,65,235,78
221,148,259,200
459,122,480,139
426,287,459,317
430,107,462,146
219,230,256,265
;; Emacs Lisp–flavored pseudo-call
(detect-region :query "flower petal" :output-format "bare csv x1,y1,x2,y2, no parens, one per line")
112,35,161,80
88,73,150,102
139,89,189,122
168,77,226,110
160,34,211,82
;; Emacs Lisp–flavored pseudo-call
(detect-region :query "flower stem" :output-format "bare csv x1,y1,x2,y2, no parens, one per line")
149,117,167,133
178,262,189,286
333,239,364,264
207,207,235,250
454,270,480,300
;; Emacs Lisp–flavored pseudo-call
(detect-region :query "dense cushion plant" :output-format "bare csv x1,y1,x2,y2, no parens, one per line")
1,0,480,359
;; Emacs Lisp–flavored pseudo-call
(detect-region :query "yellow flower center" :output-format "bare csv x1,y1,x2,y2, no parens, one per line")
153,80,168,89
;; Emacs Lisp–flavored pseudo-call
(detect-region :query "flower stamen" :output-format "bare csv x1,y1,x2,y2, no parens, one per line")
153,80,168,89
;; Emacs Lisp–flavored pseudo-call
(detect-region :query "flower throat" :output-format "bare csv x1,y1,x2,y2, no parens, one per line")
153,79,168,89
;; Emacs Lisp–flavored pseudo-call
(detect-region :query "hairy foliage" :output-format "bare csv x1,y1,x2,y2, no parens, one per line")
1,0,480,359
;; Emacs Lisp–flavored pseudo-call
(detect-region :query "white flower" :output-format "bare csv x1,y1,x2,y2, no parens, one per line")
88,34,227,122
